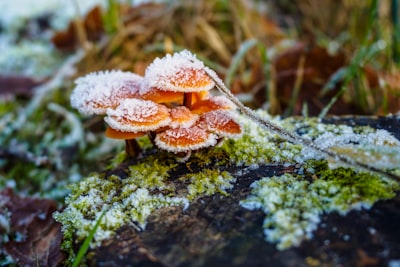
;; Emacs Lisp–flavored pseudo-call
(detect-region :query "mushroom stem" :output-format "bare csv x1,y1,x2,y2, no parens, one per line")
125,139,142,157
148,131,157,146
183,93,193,109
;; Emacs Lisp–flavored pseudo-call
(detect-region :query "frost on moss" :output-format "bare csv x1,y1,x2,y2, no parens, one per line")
54,155,235,250
240,163,399,250
55,111,400,253
182,169,236,200
54,173,189,249
212,112,400,168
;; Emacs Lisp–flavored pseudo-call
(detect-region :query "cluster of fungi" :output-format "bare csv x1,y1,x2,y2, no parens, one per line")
71,50,242,160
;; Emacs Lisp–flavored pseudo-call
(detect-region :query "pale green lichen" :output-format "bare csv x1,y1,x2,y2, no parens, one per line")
216,111,400,167
54,155,235,251
128,156,177,191
55,110,400,254
240,163,399,250
182,169,236,200
54,173,189,248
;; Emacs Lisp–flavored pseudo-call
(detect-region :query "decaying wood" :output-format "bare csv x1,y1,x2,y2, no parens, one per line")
88,116,400,267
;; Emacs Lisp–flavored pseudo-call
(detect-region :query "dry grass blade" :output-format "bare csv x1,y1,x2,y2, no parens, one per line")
196,17,231,64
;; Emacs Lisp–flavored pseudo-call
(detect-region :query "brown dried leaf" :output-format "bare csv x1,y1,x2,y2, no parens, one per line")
52,6,104,51
0,188,65,267
0,74,45,98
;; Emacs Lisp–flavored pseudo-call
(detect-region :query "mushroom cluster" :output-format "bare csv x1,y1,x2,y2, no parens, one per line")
71,50,242,160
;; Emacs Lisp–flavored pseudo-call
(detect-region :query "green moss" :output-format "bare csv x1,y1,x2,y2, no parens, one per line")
106,150,127,170
55,155,237,250
56,111,400,253
182,169,236,200
241,160,399,250
313,165,399,212
53,173,189,248
128,155,178,191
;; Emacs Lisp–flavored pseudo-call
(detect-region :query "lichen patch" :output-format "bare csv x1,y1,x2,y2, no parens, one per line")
55,110,400,252
240,163,399,250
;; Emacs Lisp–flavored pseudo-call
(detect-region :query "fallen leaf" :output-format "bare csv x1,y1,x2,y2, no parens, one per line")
52,6,104,51
0,188,65,267
0,74,45,98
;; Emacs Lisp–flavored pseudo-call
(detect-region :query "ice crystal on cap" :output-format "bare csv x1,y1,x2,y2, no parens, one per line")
71,70,142,115
145,50,215,92
105,98,171,133
155,126,217,153
199,110,242,137
169,106,199,129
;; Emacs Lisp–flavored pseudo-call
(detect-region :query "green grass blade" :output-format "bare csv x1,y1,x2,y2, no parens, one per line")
225,39,258,87
72,210,106,267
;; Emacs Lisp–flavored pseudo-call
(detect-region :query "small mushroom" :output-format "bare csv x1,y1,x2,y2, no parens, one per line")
198,110,242,138
70,50,243,160
144,50,215,109
154,126,217,154
70,70,142,115
169,106,199,129
105,98,171,157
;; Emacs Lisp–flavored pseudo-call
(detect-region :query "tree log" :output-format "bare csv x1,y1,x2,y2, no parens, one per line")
89,116,400,267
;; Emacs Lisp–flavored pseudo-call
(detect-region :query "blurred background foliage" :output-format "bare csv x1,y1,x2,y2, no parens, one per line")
1,0,400,196
52,0,400,116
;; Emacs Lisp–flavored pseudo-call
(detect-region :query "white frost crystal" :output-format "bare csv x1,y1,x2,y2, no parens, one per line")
105,98,171,133
145,50,215,92
53,174,189,247
71,71,143,115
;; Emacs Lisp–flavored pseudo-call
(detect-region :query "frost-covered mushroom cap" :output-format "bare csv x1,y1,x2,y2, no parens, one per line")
71,70,143,115
169,106,199,129
199,110,242,137
145,50,215,92
105,98,171,133
155,126,217,153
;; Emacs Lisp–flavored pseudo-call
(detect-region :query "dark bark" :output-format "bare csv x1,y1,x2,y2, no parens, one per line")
88,116,400,267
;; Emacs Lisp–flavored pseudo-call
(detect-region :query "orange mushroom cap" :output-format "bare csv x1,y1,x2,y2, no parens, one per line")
169,106,199,129
155,126,217,153
191,95,235,114
145,50,215,92
71,70,142,115
198,110,242,137
105,98,171,133
140,86,184,104
105,127,146,140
